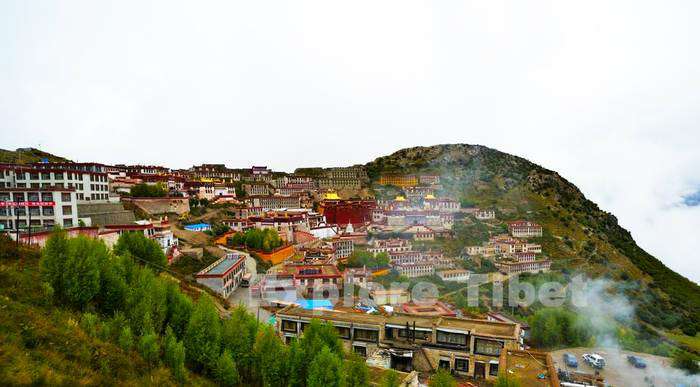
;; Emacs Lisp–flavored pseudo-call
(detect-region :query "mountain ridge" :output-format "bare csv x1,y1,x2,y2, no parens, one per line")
364,143,700,334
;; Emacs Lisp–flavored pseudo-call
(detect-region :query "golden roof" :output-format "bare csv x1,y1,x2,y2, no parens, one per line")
323,192,341,200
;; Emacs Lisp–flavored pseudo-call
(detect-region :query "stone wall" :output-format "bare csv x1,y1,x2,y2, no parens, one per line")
77,202,136,226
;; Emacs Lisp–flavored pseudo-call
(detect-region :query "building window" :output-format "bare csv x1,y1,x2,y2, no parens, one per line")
439,359,451,370
335,326,351,339
353,328,378,343
436,331,468,347
489,362,499,376
397,329,431,340
54,172,64,180
455,358,469,372
61,193,71,202
474,338,503,357
63,219,73,228
281,320,298,333
62,205,72,215
353,345,367,357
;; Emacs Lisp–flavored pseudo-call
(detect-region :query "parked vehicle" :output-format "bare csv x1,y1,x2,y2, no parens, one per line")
627,355,647,369
563,353,578,368
240,272,252,288
582,353,606,369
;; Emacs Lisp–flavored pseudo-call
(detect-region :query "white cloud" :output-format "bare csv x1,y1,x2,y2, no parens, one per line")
1,0,698,281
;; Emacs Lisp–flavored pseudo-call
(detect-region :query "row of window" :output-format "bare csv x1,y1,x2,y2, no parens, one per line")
0,206,65,216
15,171,107,182
1,218,73,229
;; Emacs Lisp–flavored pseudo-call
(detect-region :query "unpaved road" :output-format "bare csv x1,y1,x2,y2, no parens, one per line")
551,347,699,387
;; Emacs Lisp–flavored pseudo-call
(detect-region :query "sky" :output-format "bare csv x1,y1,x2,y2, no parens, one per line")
1,0,699,282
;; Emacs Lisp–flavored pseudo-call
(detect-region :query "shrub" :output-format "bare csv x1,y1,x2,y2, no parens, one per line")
118,326,133,351
80,313,99,337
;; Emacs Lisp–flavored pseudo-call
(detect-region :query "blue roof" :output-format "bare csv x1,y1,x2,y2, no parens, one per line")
298,299,333,310
184,223,210,230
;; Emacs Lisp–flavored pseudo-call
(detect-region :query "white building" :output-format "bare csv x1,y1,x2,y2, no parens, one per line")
437,269,471,282
195,252,248,299
395,262,435,278
0,188,79,231
474,209,496,220
1,165,110,203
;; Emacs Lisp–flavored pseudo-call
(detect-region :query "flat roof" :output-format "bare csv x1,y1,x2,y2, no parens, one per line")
197,253,245,277
276,306,519,339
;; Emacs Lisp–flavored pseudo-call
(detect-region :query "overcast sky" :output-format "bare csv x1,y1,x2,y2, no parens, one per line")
1,1,698,282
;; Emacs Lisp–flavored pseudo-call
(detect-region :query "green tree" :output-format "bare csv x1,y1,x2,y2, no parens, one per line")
163,327,187,383
138,331,161,367
40,229,69,300
299,319,344,364
253,325,288,387
61,236,104,308
165,282,194,339
114,231,167,269
529,308,592,348
344,353,370,387
215,350,240,387
221,305,258,383
118,325,134,351
126,267,168,335
184,295,222,373
286,340,307,387
96,259,128,315
130,183,167,197
306,346,343,387
428,369,456,387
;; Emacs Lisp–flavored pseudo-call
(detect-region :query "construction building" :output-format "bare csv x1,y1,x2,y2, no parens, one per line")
275,306,522,381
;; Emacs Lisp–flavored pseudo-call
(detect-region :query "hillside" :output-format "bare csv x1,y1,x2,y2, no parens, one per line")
0,240,210,386
365,144,700,336
0,147,70,164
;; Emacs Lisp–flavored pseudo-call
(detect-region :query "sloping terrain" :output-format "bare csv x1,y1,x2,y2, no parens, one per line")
0,147,70,164
365,144,700,335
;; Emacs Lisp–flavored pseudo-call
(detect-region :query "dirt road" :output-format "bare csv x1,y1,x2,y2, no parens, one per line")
551,347,699,387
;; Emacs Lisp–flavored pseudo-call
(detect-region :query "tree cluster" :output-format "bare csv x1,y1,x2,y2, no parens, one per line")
38,230,382,386
529,308,592,348
130,183,168,198
345,250,390,269
227,228,283,253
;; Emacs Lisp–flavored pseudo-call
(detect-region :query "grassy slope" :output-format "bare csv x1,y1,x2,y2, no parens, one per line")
0,247,211,386
0,147,70,164
364,144,700,332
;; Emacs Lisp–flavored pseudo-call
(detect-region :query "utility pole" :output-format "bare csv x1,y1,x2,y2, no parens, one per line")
15,196,20,248
27,204,32,246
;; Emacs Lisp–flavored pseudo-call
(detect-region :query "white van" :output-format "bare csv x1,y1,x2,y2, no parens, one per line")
582,353,605,369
